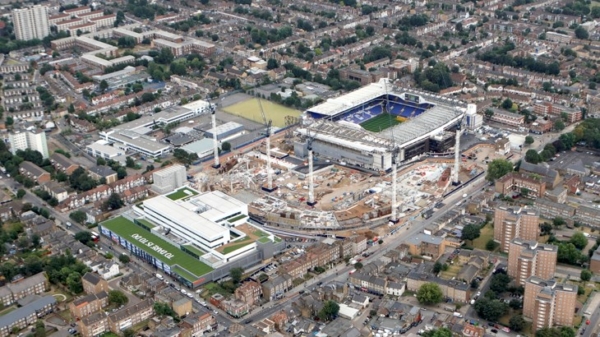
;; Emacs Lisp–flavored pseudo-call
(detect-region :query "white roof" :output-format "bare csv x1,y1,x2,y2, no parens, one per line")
205,121,243,135
144,195,228,240
86,142,124,156
306,79,390,117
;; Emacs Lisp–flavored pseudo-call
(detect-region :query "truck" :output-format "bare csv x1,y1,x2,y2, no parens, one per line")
453,312,463,318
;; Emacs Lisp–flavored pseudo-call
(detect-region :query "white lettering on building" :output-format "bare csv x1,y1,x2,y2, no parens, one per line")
131,233,175,259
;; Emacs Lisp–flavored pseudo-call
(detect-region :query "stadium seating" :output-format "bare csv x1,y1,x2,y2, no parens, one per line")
332,95,432,126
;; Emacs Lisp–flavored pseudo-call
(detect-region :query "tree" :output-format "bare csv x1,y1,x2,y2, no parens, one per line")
99,80,109,93
462,224,481,242
525,149,542,164
126,156,135,168
221,141,231,152
75,231,93,245
486,239,499,251
471,279,479,289
123,330,134,337
422,328,453,337
433,261,442,273
553,217,566,227
267,58,279,70
509,299,522,309
581,269,592,282
119,254,130,264
555,120,565,131
525,136,534,145
417,283,443,305
230,267,244,284
541,223,553,236
592,6,600,18
570,232,588,250
473,297,508,321
490,273,511,293
575,26,589,39
354,262,363,269
509,315,525,332
70,210,87,224
66,272,83,293
501,98,513,110
16,189,26,199
486,159,513,182
485,109,494,120
103,193,124,211
317,300,339,321
108,290,129,306
117,167,127,180
536,327,575,337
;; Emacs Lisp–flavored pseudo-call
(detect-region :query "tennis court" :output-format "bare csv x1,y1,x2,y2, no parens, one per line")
221,98,300,128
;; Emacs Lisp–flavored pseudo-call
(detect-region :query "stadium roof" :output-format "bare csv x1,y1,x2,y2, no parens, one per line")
381,104,464,147
306,79,392,117
297,120,392,153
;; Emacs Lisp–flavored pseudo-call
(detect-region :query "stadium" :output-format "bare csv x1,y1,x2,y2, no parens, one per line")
296,79,475,171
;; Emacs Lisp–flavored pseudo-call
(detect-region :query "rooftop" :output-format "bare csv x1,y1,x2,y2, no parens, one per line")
0,296,55,328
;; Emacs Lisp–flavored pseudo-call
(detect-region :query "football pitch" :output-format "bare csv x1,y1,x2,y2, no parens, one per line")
100,216,213,280
221,98,301,128
360,113,401,132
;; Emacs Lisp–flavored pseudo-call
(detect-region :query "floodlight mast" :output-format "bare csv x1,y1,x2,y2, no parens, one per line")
211,104,220,169
258,98,276,192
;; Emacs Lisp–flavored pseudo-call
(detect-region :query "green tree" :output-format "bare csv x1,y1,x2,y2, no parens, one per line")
103,193,124,211
553,217,566,227
67,272,83,293
581,269,592,282
509,314,525,332
536,327,575,337
490,273,511,293
221,141,232,152
417,283,443,305
230,267,244,284
119,254,130,264
525,136,534,145
34,320,46,337
68,103,75,114
99,80,109,93
16,189,26,199
266,58,279,70
486,159,513,182
74,231,93,245
461,224,481,242
317,300,340,321
126,156,135,168
525,149,541,164
422,328,453,337
433,261,442,273
70,210,87,224
555,120,565,131
108,290,129,306
575,26,589,39
570,232,588,250
486,239,498,251
473,297,508,321
354,262,363,269
485,109,494,120
123,329,134,337
501,98,513,110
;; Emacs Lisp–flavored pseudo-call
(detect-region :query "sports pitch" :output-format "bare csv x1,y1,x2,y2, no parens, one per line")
221,98,301,128
101,216,213,280
360,113,401,132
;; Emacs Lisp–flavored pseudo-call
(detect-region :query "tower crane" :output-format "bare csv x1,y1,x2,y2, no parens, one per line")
390,144,401,224
258,98,276,192
453,111,468,186
210,103,220,169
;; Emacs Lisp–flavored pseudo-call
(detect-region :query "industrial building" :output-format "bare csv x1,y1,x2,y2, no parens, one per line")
296,80,475,171
99,100,214,158
151,164,187,194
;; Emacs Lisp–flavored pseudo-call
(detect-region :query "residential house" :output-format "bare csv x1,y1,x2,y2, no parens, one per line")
50,153,79,175
97,262,119,280
405,235,446,260
180,312,217,336
221,299,249,318
349,272,387,295
82,273,109,294
234,280,262,307
19,161,50,184
406,272,470,303
261,274,292,301
69,291,109,319
89,166,118,184
42,182,68,203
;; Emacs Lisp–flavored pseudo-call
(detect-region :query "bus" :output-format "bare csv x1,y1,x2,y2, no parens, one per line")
91,232,100,243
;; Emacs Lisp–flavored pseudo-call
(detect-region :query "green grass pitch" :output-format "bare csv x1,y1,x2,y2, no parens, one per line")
360,113,401,132
100,216,213,280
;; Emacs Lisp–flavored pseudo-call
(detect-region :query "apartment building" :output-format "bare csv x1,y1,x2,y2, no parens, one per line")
261,274,293,301
78,312,109,337
349,272,387,295
234,280,262,307
0,272,48,306
494,205,540,253
523,277,577,332
69,291,109,319
508,238,557,286
590,246,600,273
50,153,79,175
0,296,56,337
405,235,446,259
108,299,154,331
12,6,50,41
8,128,49,158
312,239,342,266
180,312,217,336
533,198,576,220
19,162,51,184
82,273,110,294
575,206,600,227
406,272,470,303
490,110,525,127
495,172,546,198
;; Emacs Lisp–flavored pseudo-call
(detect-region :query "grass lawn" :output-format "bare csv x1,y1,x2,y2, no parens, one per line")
201,282,234,300
439,263,461,280
101,216,213,280
470,223,494,250
360,113,401,132
137,219,156,229
0,306,16,316
258,237,271,244
227,214,247,223
577,283,595,304
252,229,269,237
166,187,199,201
292,278,304,287
222,98,301,128
182,244,206,257
217,236,254,254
